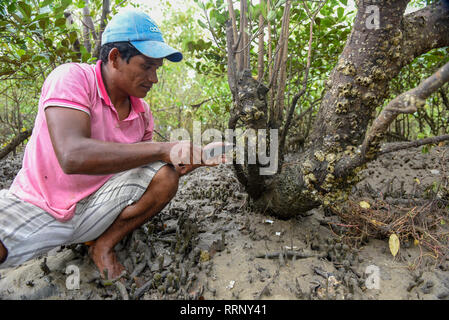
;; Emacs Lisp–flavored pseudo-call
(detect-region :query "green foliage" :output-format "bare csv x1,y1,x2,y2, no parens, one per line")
143,4,231,139
1,0,76,80
1,0,447,152
0,0,231,147
189,0,448,148
0,0,128,145
188,0,354,144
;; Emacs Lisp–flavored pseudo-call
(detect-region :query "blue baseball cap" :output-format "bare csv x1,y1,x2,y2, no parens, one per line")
101,9,183,62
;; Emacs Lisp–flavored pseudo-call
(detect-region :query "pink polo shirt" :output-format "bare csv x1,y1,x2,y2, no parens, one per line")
10,60,155,222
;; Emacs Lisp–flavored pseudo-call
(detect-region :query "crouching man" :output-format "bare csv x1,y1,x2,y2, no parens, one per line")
0,10,222,279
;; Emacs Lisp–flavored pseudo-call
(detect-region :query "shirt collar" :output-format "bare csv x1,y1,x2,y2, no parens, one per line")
94,60,145,114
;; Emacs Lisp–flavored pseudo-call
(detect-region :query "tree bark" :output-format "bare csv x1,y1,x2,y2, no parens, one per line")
82,0,97,54
257,4,265,82
93,0,110,59
64,12,81,55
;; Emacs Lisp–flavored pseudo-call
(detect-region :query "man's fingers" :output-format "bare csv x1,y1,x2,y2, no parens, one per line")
172,141,230,167
174,163,200,176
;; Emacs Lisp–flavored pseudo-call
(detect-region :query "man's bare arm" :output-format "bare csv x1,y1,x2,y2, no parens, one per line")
45,106,174,175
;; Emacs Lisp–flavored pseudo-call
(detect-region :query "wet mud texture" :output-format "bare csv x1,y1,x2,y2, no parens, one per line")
0,145,448,300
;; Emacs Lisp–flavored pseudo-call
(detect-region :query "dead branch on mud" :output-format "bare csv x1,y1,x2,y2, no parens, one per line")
379,134,449,155
0,128,32,160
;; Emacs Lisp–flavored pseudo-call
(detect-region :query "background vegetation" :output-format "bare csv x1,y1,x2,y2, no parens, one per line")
0,0,447,155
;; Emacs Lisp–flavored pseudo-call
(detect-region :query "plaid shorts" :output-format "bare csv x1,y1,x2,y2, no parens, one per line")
0,161,166,269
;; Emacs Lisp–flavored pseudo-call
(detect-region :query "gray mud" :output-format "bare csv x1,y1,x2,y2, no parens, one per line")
0,145,448,300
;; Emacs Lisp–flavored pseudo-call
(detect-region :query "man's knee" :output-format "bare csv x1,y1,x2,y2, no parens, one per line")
150,164,179,201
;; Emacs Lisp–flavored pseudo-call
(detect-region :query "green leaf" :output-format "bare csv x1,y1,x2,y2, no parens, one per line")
61,0,73,10
7,3,17,14
35,13,50,20
252,5,261,19
40,0,53,8
337,7,344,19
69,31,78,44
32,54,46,63
44,38,53,47
55,18,67,28
275,0,286,9
75,0,86,8
197,19,207,29
321,17,334,28
61,39,70,47
210,16,217,28
17,49,26,57
29,22,37,30
10,13,23,24
56,47,68,56
260,0,267,19
38,17,50,29
339,0,348,5
17,1,32,20
79,44,88,55
417,132,427,139
215,12,226,24
87,55,97,63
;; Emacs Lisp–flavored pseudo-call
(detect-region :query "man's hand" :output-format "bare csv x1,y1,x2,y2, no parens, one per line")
202,141,230,165
168,141,201,176
167,141,227,177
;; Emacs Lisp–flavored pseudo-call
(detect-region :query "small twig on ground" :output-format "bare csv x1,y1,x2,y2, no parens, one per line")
255,251,326,259
256,269,279,300
132,279,153,300
114,281,129,300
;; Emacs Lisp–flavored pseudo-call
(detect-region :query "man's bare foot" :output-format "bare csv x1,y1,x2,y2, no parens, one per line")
88,242,126,279
0,240,7,264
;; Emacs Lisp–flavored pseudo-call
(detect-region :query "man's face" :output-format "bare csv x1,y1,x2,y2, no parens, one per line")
115,54,163,98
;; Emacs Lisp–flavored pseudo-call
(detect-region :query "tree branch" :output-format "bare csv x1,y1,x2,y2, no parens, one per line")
401,2,449,69
257,2,265,82
0,129,32,160
268,0,291,129
92,0,110,59
379,134,449,155
279,0,326,153
64,12,81,55
226,20,238,98
227,0,239,71
335,60,449,177
82,0,97,53
238,0,249,71
201,4,226,53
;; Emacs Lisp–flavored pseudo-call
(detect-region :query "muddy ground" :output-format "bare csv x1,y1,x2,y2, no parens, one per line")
0,145,448,300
